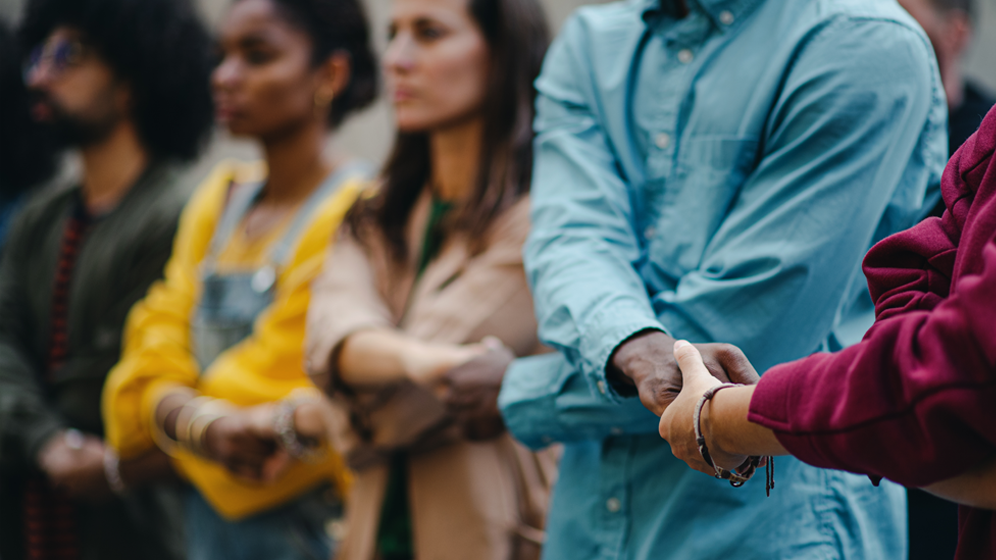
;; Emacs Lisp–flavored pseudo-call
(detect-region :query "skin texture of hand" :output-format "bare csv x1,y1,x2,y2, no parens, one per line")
658,341,750,475
203,404,282,482
118,447,179,488
440,337,515,441
610,330,759,416
404,340,489,385
292,400,329,442
37,431,112,502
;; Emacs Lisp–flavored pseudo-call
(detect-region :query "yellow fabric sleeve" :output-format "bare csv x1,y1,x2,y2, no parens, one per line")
102,160,359,519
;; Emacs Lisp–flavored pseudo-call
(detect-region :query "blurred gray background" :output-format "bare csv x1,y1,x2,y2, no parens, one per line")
2,0,995,181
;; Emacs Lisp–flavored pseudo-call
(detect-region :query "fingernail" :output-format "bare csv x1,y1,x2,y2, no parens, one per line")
674,340,690,351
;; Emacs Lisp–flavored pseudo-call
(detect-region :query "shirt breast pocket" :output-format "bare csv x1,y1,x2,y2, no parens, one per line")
649,135,760,277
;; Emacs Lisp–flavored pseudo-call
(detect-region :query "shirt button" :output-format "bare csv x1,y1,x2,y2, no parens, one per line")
644,226,657,240
719,10,735,25
606,497,622,513
610,427,623,435
654,132,671,149
678,49,694,64
597,380,607,395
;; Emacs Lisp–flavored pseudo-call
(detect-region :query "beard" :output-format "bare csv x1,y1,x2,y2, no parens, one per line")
29,90,122,149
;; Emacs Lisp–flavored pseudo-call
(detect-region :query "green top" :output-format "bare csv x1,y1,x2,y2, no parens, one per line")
376,195,455,559
0,162,193,560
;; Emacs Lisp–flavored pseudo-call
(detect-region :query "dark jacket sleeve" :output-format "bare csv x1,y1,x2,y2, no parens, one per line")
0,208,64,470
747,108,996,488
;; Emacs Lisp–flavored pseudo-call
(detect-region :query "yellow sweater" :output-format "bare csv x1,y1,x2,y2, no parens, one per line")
103,161,359,520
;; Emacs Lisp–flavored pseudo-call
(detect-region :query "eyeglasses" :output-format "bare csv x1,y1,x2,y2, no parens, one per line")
23,39,88,82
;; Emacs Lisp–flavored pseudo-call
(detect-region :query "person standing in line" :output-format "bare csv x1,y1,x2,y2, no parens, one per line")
304,0,555,557
0,0,214,558
0,19,59,248
498,0,948,558
101,0,378,558
657,104,996,560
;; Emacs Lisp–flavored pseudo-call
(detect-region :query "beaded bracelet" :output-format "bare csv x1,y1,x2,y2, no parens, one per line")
694,383,775,496
273,399,325,464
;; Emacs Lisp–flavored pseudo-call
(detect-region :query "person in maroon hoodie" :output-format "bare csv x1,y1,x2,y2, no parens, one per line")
657,103,996,560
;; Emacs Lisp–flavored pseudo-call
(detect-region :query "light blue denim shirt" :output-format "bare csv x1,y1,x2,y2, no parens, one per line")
499,0,947,557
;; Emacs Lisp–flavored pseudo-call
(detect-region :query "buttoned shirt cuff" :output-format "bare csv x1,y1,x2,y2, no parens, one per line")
578,305,668,403
499,354,568,449
500,353,662,448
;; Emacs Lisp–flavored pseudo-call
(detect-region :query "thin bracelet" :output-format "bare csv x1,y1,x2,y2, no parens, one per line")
103,448,127,495
273,399,325,464
694,383,774,494
174,396,213,450
151,391,203,456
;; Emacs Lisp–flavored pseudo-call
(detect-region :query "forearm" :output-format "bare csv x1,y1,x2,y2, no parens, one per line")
337,329,475,386
337,329,418,384
705,385,788,458
923,457,996,510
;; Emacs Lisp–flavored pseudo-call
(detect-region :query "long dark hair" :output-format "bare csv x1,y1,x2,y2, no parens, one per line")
348,0,549,262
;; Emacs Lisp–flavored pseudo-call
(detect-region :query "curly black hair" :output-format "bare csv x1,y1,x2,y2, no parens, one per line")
0,18,59,194
264,0,379,127
18,0,215,161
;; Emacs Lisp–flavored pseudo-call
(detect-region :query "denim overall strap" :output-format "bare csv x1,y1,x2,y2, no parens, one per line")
203,180,266,268
202,160,372,269
191,162,373,371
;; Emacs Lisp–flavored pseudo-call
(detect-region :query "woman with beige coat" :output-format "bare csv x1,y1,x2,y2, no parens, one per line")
304,0,553,557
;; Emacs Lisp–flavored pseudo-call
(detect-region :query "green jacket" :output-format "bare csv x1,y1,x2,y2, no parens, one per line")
0,162,193,560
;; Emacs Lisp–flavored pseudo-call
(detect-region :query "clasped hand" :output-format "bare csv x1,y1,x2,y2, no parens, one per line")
612,331,759,474
406,336,515,441
201,400,327,482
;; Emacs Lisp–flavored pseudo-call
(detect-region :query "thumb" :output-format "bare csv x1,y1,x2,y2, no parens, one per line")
673,340,711,386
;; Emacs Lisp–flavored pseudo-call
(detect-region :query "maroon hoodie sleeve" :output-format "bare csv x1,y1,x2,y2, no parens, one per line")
748,107,996,488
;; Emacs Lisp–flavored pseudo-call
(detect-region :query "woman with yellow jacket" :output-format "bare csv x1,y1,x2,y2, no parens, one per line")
101,0,377,557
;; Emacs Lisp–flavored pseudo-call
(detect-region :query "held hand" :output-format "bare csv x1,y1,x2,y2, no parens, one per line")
440,337,515,441
404,341,490,385
611,331,758,416
659,341,749,475
37,431,112,502
292,400,331,443
203,406,280,482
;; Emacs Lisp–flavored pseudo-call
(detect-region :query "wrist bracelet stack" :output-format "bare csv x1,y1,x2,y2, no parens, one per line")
152,393,233,458
185,399,233,457
273,399,325,464
694,383,775,496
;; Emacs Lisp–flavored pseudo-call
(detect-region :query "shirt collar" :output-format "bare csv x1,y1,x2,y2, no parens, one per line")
640,0,761,32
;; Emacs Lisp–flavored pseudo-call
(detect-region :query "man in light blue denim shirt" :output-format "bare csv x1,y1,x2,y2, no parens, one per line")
498,0,948,558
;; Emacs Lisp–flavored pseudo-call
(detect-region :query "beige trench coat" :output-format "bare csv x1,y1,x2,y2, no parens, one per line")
306,192,556,560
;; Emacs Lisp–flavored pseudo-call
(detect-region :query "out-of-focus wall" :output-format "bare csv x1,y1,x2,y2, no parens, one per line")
2,0,995,178
966,0,996,93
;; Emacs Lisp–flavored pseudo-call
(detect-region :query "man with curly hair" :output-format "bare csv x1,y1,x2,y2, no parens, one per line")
0,0,214,558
